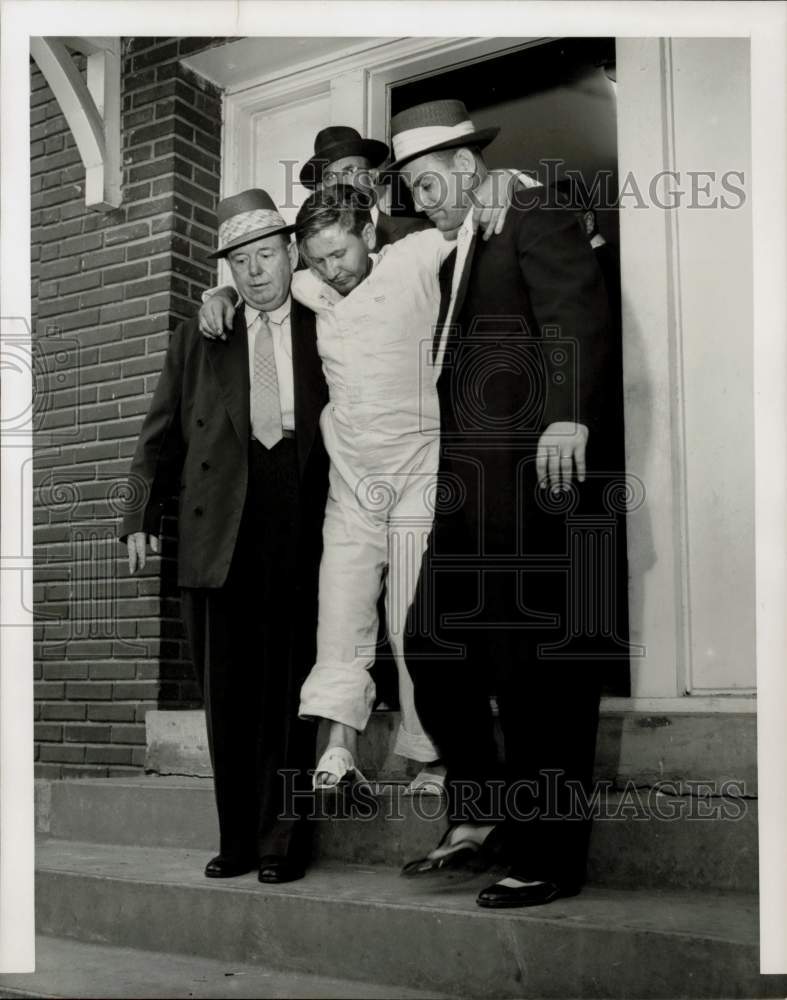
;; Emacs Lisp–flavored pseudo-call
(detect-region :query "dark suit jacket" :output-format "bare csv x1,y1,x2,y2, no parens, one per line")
119,299,329,590
430,187,629,679
433,186,614,547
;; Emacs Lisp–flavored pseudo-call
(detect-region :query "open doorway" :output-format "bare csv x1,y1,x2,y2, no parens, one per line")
387,37,628,696
388,37,619,247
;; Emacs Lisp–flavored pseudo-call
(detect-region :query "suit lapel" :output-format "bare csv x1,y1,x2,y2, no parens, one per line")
450,230,478,331
206,307,250,445
291,298,328,476
432,248,457,362
433,232,478,371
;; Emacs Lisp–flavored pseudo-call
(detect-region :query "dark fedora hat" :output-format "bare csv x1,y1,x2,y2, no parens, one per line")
299,126,390,190
208,188,295,259
384,99,500,174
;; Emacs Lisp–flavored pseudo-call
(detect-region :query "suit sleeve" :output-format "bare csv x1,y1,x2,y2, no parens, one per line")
516,207,612,434
118,324,187,544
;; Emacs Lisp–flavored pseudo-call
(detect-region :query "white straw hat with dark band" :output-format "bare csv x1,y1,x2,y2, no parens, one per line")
208,188,295,259
383,99,500,173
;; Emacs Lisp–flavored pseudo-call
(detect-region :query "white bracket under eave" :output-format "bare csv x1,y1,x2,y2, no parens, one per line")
30,36,122,210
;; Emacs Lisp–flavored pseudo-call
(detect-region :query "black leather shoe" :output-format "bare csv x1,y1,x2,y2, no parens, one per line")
476,878,582,908
258,855,305,884
204,854,257,879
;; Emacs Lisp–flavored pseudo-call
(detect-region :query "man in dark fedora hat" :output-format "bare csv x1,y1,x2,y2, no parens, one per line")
299,125,432,250
120,188,329,885
386,100,629,908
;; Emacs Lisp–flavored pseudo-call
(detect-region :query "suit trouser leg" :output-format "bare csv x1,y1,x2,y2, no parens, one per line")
246,437,317,863
182,438,317,866
406,532,603,865
405,522,503,823
481,551,602,886
496,643,602,886
181,583,262,861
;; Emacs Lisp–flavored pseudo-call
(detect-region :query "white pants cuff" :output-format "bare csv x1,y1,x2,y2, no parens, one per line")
299,661,376,733
393,722,438,763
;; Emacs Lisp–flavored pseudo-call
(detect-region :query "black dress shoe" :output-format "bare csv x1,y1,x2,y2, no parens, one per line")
476,878,582,908
258,855,305,884
402,824,503,877
204,854,257,879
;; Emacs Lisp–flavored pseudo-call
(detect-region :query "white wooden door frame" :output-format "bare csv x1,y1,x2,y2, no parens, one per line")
221,37,545,196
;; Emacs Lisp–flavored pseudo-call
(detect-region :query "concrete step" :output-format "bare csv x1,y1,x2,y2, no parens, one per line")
0,934,445,998
33,838,786,1000
145,708,758,793
36,776,757,892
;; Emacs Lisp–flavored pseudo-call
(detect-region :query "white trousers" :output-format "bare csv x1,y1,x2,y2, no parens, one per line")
299,448,438,762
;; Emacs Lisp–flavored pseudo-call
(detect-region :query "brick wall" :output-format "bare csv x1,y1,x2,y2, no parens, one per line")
32,37,231,777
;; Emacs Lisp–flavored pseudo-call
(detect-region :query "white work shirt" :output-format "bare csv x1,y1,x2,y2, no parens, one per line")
244,299,296,432
291,228,453,484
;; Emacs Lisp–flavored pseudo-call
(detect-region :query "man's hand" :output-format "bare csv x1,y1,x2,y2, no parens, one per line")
127,532,160,574
536,422,589,492
472,169,532,241
199,287,238,341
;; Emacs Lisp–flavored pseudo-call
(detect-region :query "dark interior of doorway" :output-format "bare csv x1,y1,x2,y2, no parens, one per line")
387,37,619,247
384,37,630,698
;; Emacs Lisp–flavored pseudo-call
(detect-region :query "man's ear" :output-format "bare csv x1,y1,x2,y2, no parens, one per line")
454,147,476,175
287,238,299,270
362,221,377,252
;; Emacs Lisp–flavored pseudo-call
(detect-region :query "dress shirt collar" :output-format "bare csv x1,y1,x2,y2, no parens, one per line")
590,233,607,249
456,207,475,244
244,296,291,328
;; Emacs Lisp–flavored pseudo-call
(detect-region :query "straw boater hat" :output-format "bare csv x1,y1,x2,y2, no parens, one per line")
384,99,500,174
299,126,390,190
208,188,295,259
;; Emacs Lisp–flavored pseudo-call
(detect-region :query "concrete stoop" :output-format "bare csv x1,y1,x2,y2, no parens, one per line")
145,708,759,793
0,935,445,999
36,775,758,892
28,839,784,1000
14,705,776,1000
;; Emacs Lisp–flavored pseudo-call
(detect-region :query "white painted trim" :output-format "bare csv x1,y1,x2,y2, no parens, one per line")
58,36,117,56
187,37,398,97
601,695,756,715
220,36,545,198
29,37,121,209
365,36,546,140
659,38,694,697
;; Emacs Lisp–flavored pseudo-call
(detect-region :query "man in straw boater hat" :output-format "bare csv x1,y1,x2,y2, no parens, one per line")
386,99,630,908
121,189,329,885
